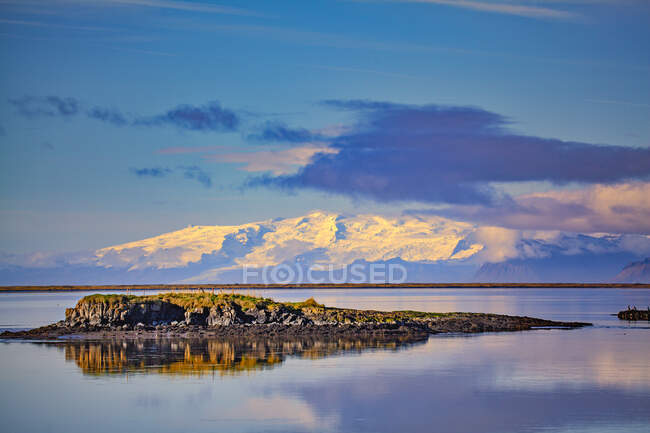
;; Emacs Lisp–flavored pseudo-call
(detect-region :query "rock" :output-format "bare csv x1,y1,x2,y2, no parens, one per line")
185,308,208,326
618,308,650,321
206,302,249,326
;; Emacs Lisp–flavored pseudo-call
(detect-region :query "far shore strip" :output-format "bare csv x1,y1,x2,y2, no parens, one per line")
1,283,649,292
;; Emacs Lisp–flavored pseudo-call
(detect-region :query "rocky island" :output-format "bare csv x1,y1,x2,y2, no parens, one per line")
1,292,590,340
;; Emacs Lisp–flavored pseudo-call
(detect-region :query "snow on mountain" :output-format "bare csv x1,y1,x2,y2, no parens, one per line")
95,211,483,271
2,211,650,284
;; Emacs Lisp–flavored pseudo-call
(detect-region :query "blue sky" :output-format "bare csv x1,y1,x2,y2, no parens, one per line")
1,0,649,253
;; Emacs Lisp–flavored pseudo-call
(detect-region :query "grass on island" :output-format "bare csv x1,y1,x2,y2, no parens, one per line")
79,292,326,312
75,292,451,322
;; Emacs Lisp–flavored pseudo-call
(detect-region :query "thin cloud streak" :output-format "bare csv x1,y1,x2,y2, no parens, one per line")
585,98,650,108
209,145,338,175
0,0,262,17
103,0,261,16
0,18,121,32
380,0,575,19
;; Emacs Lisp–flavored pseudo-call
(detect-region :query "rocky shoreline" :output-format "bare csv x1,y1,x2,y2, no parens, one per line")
1,292,591,340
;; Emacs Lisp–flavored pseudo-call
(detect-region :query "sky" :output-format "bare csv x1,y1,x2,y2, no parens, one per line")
0,0,649,254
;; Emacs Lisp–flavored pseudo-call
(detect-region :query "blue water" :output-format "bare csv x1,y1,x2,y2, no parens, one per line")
1,288,649,433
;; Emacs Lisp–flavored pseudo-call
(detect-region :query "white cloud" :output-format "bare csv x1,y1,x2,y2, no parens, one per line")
445,182,650,235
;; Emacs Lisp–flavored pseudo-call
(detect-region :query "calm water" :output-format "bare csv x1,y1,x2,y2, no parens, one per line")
1,288,649,433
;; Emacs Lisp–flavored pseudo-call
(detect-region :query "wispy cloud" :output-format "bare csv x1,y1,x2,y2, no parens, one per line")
101,0,262,16
209,145,338,175
130,165,212,187
130,167,172,177
585,98,650,108
376,0,576,19
87,107,128,126
0,0,261,17
134,101,239,132
247,121,324,144
179,165,212,188
9,96,80,117
0,18,122,32
435,182,650,234
9,96,240,132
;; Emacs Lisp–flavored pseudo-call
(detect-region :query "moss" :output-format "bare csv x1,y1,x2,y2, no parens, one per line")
74,292,453,323
76,292,279,311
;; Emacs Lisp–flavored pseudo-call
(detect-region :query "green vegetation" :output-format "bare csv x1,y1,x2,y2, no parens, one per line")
78,292,278,311
75,292,452,322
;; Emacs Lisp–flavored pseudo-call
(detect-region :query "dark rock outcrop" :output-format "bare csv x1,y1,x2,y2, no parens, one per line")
65,298,185,328
618,307,650,321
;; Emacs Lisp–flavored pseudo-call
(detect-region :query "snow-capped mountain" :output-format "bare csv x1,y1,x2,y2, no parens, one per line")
1,211,649,284
95,211,482,271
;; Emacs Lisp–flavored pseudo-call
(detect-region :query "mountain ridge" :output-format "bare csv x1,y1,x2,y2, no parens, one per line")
612,258,650,283
1,210,649,284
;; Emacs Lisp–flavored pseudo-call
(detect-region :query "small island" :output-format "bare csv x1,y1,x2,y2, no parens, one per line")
1,292,590,340
618,307,650,321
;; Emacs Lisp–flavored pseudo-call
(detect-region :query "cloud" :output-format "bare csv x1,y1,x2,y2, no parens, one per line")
9,96,239,132
129,166,212,188
440,182,650,234
133,101,239,132
210,145,338,175
248,121,321,143
179,165,212,188
86,107,128,126
0,0,260,17
377,0,575,19
103,0,259,16
9,95,80,117
252,100,650,205
0,18,120,32
130,167,172,177
585,98,650,108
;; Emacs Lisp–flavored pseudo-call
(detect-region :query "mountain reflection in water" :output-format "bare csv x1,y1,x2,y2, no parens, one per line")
52,335,427,376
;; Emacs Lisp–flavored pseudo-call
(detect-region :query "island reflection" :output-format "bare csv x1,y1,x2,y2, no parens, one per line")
54,334,427,376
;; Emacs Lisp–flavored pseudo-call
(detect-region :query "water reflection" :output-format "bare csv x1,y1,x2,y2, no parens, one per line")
51,334,427,376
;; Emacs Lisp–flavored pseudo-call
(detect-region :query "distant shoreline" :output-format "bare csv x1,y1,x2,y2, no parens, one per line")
0,283,649,292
